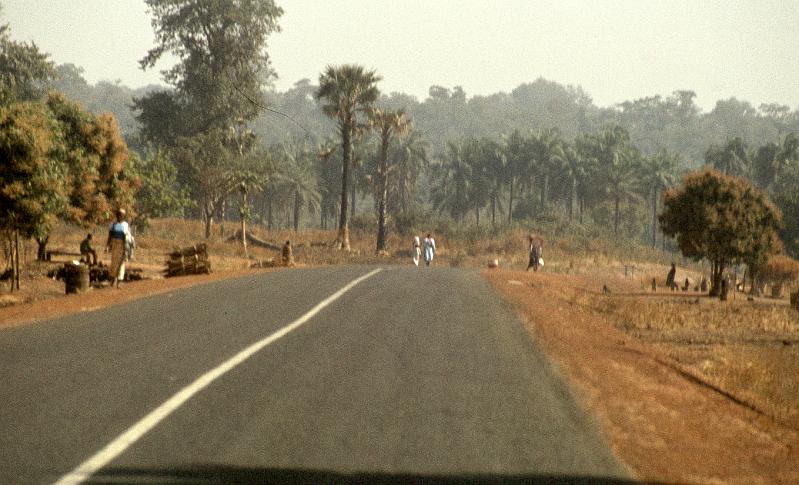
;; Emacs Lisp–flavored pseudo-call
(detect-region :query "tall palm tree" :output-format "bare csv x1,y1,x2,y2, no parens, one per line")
638,150,680,247
316,64,381,250
370,108,410,253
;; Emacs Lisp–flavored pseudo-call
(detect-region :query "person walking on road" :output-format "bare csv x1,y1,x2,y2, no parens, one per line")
105,209,132,288
423,233,436,266
412,236,421,267
526,234,544,272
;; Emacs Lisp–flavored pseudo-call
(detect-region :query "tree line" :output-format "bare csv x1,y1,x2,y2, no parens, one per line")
2,0,798,294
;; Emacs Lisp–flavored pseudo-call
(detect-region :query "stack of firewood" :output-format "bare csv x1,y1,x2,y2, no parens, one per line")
165,244,211,277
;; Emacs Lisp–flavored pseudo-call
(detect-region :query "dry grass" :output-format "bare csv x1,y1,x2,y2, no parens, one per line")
570,285,799,429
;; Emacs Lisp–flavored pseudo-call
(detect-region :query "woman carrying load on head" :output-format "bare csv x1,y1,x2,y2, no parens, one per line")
105,208,133,288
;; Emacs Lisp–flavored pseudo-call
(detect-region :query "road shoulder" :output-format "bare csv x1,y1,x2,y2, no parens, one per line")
484,269,799,484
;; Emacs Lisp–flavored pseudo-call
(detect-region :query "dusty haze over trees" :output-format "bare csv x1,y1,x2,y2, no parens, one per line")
1,0,799,285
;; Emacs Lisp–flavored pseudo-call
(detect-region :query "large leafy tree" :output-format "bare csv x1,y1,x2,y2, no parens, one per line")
659,169,782,296
0,22,56,106
172,128,266,238
43,93,136,258
316,64,381,250
138,0,283,138
0,101,63,288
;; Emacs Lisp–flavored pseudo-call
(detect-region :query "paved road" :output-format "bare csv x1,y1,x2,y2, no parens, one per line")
0,266,630,484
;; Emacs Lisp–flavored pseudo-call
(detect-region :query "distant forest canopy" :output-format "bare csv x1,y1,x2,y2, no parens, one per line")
51,64,798,166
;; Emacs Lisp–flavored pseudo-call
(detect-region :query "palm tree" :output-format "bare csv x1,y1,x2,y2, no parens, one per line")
391,129,429,214
638,150,680,247
705,137,750,177
370,108,410,253
583,125,638,234
536,128,566,210
431,141,472,223
280,141,321,232
316,64,381,250
502,130,527,224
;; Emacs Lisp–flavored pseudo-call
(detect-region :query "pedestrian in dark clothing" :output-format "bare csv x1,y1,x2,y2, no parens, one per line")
80,233,97,266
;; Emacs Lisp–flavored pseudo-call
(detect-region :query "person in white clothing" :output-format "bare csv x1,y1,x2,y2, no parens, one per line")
412,236,421,267
423,233,436,266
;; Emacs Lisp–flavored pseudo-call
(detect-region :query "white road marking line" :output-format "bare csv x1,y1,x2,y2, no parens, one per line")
54,268,382,485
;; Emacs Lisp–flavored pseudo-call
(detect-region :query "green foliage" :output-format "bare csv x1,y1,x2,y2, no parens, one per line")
139,0,283,139
0,23,56,105
704,137,750,178
46,92,135,225
315,64,382,248
0,101,64,238
127,149,192,232
771,163,799,257
659,169,782,291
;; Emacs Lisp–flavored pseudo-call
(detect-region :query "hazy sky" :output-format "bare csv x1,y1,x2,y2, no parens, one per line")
3,0,798,112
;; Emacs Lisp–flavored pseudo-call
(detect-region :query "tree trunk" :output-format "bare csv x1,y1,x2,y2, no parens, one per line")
651,188,658,248
540,175,548,210
376,136,389,253
13,229,20,291
293,190,301,232
219,199,226,237
709,259,726,297
337,121,352,250
490,195,496,228
36,235,49,262
614,195,620,234
267,196,274,230
579,197,584,225
568,179,575,222
241,190,248,258
203,203,214,239
476,205,480,228
508,178,515,224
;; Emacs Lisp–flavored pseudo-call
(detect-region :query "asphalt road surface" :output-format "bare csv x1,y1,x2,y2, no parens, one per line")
0,266,631,484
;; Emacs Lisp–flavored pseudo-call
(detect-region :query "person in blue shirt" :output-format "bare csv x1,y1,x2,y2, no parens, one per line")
105,209,133,288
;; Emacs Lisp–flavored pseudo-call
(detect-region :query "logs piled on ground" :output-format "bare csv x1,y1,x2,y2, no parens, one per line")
227,229,306,252
165,243,211,277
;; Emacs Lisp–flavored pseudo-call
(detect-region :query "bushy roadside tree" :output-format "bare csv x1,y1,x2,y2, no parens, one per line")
659,169,782,297
0,101,62,289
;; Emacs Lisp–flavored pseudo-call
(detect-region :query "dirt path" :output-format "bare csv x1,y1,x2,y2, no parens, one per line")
485,269,798,484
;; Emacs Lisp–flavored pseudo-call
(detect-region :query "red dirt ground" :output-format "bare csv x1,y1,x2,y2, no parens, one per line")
485,269,798,484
